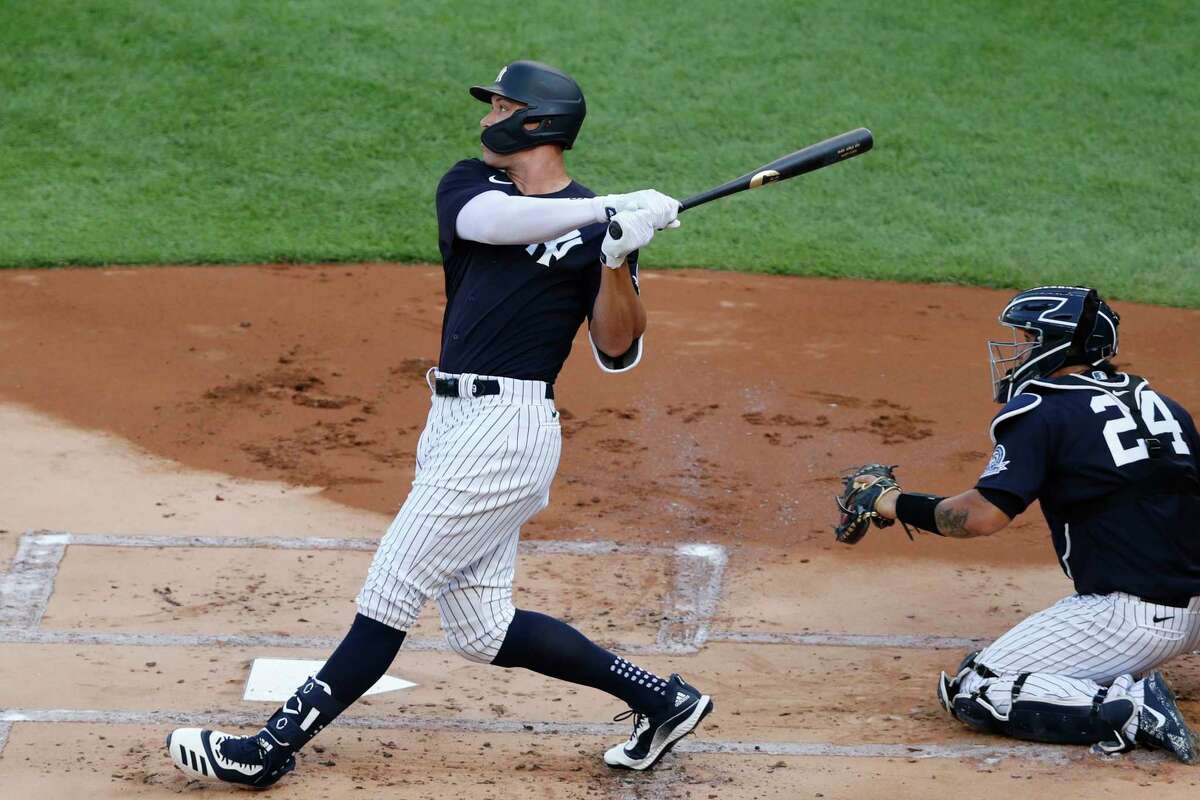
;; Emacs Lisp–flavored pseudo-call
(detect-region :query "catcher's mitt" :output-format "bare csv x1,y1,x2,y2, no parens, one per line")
834,464,911,544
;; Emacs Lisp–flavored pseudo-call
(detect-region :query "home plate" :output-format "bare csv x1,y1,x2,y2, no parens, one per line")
244,658,417,702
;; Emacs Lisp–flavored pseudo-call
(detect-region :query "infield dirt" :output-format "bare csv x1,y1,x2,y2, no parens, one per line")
1,264,1198,798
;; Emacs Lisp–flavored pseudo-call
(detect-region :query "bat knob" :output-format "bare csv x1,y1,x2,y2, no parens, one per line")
607,220,623,240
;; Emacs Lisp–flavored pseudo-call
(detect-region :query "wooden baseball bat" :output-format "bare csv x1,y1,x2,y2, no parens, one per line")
607,127,873,238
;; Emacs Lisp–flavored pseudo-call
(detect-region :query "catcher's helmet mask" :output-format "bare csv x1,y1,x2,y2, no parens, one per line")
988,286,1120,403
471,60,586,155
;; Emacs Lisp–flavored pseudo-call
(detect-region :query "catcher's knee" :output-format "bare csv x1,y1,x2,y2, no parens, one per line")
949,674,1136,750
940,651,1003,729
939,650,991,708
951,687,1005,733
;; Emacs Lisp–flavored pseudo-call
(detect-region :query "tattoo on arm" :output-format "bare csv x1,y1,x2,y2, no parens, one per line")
934,503,974,538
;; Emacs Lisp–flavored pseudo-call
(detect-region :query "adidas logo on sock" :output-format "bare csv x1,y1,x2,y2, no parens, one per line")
675,691,690,707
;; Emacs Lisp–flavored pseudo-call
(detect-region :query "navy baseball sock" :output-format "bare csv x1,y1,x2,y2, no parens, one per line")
256,614,406,757
491,609,671,714
315,613,407,705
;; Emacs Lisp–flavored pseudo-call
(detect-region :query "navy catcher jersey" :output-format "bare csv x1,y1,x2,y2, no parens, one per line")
976,371,1200,600
434,159,640,384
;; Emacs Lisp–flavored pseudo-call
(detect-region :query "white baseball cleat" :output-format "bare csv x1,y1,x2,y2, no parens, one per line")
604,674,714,770
167,727,296,788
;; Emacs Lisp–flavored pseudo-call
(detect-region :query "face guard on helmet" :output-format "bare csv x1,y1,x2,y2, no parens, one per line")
988,286,1120,403
470,60,586,155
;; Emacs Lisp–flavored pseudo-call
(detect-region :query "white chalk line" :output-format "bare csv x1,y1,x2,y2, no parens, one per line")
0,531,727,655
0,531,994,652
0,626,986,654
0,534,67,628
0,627,673,656
0,531,1175,769
709,631,989,649
666,542,728,650
22,531,680,556
0,707,1110,765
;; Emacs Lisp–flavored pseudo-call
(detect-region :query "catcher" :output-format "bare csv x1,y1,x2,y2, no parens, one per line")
835,286,1200,762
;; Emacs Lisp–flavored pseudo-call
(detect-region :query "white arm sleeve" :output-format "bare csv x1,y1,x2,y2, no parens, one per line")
455,191,607,245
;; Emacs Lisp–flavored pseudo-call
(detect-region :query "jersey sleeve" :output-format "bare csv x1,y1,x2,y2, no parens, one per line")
435,160,503,256
587,249,643,373
975,393,1052,512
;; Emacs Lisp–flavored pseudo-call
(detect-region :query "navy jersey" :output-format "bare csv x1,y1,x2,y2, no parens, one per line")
976,371,1200,600
434,159,640,383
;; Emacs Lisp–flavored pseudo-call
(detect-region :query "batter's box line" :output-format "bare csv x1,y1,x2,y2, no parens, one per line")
0,706,1142,767
0,531,726,655
706,631,990,650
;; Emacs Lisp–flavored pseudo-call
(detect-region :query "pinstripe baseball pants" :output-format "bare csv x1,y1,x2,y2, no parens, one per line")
958,592,1200,732
356,371,562,664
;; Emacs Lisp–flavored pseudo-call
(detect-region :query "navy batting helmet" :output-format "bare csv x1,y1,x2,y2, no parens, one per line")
988,286,1120,403
470,60,586,154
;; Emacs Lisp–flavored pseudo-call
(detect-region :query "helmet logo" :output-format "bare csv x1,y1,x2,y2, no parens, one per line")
496,66,508,82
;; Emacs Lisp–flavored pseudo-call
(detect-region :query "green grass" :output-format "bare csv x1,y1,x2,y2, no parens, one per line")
1,1,1198,305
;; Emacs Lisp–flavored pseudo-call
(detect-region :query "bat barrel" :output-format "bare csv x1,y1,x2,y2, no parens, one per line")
608,127,873,237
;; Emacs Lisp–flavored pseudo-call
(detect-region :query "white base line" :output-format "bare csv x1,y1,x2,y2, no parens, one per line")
0,722,9,757
0,531,1078,653
28,532,681,556
0,627,670,656
9,531,1180,653
0,707,1127,765
666,543,728,649
0,531,728,655
0,627,983,652
0,534,68,628
707,632,989,649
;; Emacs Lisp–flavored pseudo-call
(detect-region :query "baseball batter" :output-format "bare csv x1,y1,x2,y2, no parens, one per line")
836,286,1200,761
166,60,713,786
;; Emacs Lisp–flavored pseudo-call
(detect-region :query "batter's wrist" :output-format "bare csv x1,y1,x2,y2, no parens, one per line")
591,196,615,225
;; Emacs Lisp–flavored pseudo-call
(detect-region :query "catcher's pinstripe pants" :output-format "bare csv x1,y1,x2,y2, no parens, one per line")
356,371,561,663
957,592,1200,732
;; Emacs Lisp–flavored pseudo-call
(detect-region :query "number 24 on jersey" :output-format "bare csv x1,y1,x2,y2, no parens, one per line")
1090,390,1192,467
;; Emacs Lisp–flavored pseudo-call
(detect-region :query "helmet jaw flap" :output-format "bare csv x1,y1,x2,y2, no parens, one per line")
479,108,546,155
471,60,586,154
987,286,1120,403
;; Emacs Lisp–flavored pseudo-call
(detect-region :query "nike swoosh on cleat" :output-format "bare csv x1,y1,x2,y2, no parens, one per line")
1144,706,1167,731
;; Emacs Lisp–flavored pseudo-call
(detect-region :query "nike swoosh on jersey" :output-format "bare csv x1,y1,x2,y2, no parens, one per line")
1153,615,1175,623
488,175,513,185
